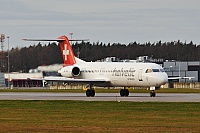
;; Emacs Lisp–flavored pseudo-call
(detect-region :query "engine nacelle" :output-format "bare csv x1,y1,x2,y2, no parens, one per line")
59,66,81,78
72,66,81,76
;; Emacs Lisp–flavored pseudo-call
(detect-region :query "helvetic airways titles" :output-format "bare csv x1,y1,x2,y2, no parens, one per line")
112,68,135,77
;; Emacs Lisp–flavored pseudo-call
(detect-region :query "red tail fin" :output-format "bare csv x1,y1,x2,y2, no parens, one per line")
22,35,88,66
57,36,76,66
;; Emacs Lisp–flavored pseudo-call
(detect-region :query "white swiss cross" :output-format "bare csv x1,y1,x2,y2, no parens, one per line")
63,44,69,60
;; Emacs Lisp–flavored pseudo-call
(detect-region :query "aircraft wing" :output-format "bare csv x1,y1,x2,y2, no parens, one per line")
43,77,108,84
168,77,181,80
168,77,195,80
182,77,195,80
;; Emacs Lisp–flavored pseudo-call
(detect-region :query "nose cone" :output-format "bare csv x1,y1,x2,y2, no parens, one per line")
158,73,168,85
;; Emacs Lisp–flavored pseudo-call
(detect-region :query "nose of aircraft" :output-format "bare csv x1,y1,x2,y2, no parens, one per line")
157,73,168,85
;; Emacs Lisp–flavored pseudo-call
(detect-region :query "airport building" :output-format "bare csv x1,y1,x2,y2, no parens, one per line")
164,61,199,82
0,72,5,87
4,73,44,88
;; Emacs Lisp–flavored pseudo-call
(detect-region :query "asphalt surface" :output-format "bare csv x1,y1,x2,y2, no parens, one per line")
0,92,199,102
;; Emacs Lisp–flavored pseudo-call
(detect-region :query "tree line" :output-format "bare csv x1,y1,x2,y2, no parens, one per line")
0,40,199,72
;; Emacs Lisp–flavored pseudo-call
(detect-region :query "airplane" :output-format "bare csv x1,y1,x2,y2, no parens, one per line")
23,35,168,97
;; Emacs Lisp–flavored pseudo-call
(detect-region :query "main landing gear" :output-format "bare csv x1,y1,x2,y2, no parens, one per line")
150,91,156,97
85,85,95,97
120,87,129,97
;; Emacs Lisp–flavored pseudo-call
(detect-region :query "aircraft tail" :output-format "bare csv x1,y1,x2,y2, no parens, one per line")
23,35,88,67
57,36,76,66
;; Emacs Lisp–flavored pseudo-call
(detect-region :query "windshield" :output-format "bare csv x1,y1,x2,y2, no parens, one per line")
146,69,165,73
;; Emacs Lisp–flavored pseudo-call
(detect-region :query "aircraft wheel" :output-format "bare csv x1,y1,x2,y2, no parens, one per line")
90,90,95,97
86,89,95,97
86,89,91,97
125,89,129,97
120,89,125,97
153,92,156,97
150,91,156,97
150,92,153,97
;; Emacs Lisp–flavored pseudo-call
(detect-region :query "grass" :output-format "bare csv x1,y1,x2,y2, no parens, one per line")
0,88,200,93
0,101,199,132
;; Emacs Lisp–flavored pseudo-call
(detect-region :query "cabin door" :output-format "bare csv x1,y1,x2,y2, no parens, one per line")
138,69,143,81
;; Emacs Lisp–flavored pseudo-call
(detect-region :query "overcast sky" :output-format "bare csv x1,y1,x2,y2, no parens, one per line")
1,0,200,50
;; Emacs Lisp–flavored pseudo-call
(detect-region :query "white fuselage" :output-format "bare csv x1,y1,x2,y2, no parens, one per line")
60,61,168,87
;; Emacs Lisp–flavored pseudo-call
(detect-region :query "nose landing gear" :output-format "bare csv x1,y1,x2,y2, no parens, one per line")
149,87,157,97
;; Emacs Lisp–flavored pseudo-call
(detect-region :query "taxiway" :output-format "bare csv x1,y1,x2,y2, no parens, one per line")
0,92,199,102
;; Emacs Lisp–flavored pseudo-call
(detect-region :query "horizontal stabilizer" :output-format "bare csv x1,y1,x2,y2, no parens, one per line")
22,39,65,42
22,39,89,42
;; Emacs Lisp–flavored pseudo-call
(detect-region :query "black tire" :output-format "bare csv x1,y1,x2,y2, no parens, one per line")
150,92,153,97
150,92,156,97
86,89,91,97
125,89,129,97
90,90,95,97
152,92,156,97
120,89,125,97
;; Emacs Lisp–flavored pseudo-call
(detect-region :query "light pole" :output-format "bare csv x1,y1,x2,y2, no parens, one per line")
7,36,10,73
69,32,73,39
7,36,10,88
0,34,5,51
0,34,5,71
69,32,73,44
178,63,180,82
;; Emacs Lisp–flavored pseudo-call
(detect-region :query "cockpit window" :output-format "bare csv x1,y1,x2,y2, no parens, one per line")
146,69,153,73
160,69,165,72
152,69,160,72
146,68,165,73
